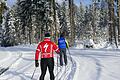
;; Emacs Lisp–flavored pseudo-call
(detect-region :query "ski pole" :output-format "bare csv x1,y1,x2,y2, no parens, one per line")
31,67,37,79
67,48,73,64
56,54,59,80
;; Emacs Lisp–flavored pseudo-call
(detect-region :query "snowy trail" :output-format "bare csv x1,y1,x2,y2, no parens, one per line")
9,53,37,80
54,55,76,80
0,48,120,80
71,49,120,80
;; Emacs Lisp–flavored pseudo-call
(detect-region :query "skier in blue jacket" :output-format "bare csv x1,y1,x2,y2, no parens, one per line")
58,34,69,66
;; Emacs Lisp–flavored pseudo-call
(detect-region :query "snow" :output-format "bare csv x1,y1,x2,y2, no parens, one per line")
0,44,120,80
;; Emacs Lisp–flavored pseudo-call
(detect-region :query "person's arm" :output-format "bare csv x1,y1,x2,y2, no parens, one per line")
57,39,59,46
35,44,41,60
35,43,41,67
65,39,69,48
53,42,60,53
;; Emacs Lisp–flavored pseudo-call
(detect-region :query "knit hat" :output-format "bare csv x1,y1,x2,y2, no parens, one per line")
45,32,50,38
60,34,64,37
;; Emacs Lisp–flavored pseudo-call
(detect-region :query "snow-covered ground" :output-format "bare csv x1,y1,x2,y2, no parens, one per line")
0,44,120,80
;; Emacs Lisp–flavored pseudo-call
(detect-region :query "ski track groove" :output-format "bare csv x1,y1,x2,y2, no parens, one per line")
0,52,36,80
55,54,77,80
67,56,76,80
55,57,70,80
0,52,22,76
78,53,102,80
58,65,69,80
2,49,120,80
54,66,62,80
1,50,79,80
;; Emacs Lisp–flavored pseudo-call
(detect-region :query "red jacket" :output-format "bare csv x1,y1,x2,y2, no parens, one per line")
35,38,60,60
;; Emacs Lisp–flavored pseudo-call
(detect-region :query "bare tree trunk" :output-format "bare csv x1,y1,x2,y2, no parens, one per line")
108,0,113,44
15,21,22,44
52,0,57,42
71,0,75,45
108,0,117,47
118,0,120,44
111,0,117,47
92,0,97,42
0,3,3,25
49,0,54,41
69,0,75,46
28,23,32,44
0,2,7,26
40,22,44,41
112,0,118,47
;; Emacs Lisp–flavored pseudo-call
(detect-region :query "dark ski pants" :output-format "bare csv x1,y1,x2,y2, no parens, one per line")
59,48,67,66
39,58,54,80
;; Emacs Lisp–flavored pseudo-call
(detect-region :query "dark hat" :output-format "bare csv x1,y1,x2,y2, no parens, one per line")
45,32,50,38
60,34,64,37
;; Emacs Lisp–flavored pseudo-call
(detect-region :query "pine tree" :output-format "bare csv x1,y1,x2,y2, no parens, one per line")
1,11,16,47
0,0,8,46
12,0,23,44
75,2,85,39
107,0,117,46
18,0,33,44
33,0,53,41
57,2,68,36
97,0,109,43
116,0,120,44
68,0,75,46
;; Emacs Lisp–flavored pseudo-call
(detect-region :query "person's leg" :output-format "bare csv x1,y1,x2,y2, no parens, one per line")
48,58,55,80
39,59,47,80
59,49,63,66
63,48,67,65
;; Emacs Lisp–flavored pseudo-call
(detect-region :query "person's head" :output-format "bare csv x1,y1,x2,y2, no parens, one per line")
45,32,50,38
60,34,64,38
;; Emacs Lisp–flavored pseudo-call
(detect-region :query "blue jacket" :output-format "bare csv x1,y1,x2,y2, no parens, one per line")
58,37,67,48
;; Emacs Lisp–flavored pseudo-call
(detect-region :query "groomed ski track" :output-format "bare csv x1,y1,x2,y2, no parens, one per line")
0,48,120,80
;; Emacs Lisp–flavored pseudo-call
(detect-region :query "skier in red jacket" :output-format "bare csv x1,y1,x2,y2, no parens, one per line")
35,32,60,80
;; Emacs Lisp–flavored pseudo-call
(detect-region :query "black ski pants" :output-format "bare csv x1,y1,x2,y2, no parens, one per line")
59,48,67,66
39,58,54,80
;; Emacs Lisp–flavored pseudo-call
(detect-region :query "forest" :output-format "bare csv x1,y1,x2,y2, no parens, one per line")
0,0,120,47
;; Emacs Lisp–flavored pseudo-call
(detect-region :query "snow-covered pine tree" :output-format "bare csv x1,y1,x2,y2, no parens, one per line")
1,10,16,47
0,0,8,46
115,0,120,44
57,1,69,36
13,0,54,43
12,1,23,44
18,0,33,44
33,0,52,41
83,6,93,40
74,2,85,40
97,0,109,43
107,0,117,47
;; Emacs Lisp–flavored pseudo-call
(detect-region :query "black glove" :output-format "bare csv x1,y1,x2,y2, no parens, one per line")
35,60,39,67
